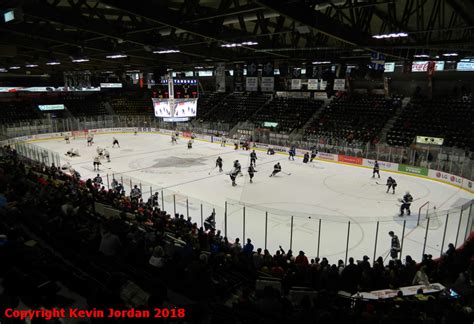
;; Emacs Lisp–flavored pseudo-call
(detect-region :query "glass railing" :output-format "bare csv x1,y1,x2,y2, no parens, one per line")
1,116,473,264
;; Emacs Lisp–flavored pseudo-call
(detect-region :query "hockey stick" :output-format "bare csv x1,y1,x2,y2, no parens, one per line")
281,171,292,176
383,250,391,262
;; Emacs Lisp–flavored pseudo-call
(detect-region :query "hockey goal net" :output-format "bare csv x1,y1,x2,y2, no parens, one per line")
71,129,88,140
417,201,442,230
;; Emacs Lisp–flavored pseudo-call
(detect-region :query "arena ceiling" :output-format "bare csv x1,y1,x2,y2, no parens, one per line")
0,0,473,74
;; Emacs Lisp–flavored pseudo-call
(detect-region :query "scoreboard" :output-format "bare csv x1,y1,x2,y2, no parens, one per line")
152,79,198,99
152,78,199,120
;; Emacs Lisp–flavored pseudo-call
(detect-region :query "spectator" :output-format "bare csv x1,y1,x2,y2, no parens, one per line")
99,227,122,257
413,265,430,285
243,238,254,255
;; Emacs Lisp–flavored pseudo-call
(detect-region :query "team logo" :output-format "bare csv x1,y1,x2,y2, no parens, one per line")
450,176,456,182
436,172,441,178
468,181,472,189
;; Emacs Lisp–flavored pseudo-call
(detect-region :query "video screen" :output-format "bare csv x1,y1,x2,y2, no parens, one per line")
173,99,197,117
153,99,172,117
38,104,65,111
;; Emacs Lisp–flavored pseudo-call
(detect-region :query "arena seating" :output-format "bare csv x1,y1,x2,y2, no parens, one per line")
0,100,40,123
251,97,324,133
1,145,472,323
304,94,400,144
109,92,154,116
206,93,269,125
387,98,474,150
196,92,227,119
62,94,108,117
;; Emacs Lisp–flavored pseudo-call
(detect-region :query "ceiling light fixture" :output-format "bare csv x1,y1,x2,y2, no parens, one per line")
9,66,20,69
413,54,430,58
72,58,89,63
25,64,38,68
372,32,408,39
0,68,8,72
106,54,128,59
153,49,180,54
312,61,331,64
46,60,61,65
442,53,458,57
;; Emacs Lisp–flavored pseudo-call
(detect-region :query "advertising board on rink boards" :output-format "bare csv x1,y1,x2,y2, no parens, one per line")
362,159,399,171
317,152,338,161
338,155,363,165
428,170,463,186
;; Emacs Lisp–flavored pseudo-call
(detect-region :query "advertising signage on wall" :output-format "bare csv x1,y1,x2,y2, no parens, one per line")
383,62,395,72
457,61,474,71
411,61,445,72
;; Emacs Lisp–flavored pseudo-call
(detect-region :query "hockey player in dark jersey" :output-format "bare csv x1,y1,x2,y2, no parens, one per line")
386,176,397,194
288,146,296,160
310,146,318,162
112,137,120,148
389,231,401,259
303,152,309,163
269,162,281,177
399,191,414,216
216,156,223,172
372,160,380,178
248,165,257,183
250,150,257,167
187,140,193,149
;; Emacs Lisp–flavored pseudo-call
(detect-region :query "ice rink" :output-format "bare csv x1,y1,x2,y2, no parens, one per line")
33,132,473,263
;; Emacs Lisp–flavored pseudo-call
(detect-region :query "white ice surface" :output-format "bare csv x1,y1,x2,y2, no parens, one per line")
34,133,473,263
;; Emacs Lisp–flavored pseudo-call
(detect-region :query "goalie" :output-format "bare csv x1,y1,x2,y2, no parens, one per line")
399,191,413,216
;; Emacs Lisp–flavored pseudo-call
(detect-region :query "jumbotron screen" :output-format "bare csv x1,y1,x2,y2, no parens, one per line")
153,98,197,118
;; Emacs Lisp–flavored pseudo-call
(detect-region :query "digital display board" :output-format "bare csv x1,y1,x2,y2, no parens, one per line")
383,62,395,72
153,99,172,117
38,104,65,111
411,61,445,72
263,122,278,127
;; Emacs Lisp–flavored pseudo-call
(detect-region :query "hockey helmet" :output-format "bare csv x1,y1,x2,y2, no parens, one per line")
405,191,410,195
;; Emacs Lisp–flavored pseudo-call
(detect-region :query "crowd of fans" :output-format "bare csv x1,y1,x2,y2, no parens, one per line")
1,144,473,323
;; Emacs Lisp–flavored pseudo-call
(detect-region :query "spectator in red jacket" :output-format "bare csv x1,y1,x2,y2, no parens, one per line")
295,250,309,267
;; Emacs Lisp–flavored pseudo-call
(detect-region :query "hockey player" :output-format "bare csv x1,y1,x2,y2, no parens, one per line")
216,156,223,172
248,164,257,183
220,137,227,147
229,168,238,187
250,150,257,167
303,152,309,163
87,134,94,146
93,173,103,186
399,191,414,216
288,146,296,161
389,231,401,259
64,134,70,144
171,134,177,145
187,139,193,149
386,177,397,194
134,130,138,136
191,133,196,142
151,192,159,207
233,160,242,176
269,162,282,177
267,147,275,155
234,142,239,150
112,137,120,148
96,146,104,157
310,146,318,162
103,148,110,162
372,160,380,178
93,155,101,171
130,185,142,200
66,148,73,157
204,211,216,231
